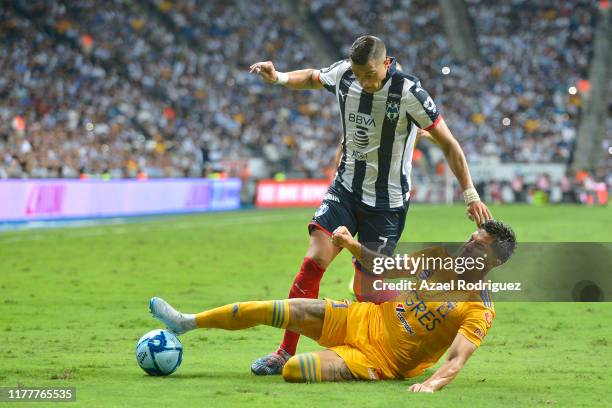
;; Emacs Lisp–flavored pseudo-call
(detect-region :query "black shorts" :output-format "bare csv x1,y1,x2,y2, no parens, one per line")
308,181,409,258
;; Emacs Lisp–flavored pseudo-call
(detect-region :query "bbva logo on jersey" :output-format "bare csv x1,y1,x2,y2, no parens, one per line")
385,101,400,121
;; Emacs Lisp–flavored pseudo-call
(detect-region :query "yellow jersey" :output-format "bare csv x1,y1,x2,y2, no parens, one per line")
379,246,495,378
319,246,495,380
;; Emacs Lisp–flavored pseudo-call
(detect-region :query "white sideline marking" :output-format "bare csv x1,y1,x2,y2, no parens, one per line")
0,213,297,244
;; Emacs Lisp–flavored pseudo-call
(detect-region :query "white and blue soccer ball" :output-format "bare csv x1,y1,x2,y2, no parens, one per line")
136,329,183,376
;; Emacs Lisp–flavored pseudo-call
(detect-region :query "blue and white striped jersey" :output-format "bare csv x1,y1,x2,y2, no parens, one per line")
319,58,441,208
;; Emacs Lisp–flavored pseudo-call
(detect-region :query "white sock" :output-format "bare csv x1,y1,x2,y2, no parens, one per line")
181,313,197,332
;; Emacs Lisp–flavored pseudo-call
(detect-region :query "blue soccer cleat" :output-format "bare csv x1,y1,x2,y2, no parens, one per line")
251,350,291,375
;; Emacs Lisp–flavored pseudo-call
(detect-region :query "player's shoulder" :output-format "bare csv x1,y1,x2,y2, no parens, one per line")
321,59,351,74
392,70,422,94
412,245,447,257
479,288,495,312
393,69,421,85
319,60,352,90
463,290,495,315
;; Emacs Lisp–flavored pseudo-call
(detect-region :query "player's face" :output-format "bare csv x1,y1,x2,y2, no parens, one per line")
351,57,390,93
460,229,502,269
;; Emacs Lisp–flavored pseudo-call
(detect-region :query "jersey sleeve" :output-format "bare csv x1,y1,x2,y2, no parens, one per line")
404,83,441,131
458,303,495,348
318,60,349,94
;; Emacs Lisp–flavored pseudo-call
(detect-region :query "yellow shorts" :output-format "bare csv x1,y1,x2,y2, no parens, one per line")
317,299,393,380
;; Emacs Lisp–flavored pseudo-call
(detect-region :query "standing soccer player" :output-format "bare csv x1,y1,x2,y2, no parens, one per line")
249,35,492,374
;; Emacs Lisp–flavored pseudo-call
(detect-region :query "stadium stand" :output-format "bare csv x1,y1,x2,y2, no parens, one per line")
307,0,598,165
0,0,608,203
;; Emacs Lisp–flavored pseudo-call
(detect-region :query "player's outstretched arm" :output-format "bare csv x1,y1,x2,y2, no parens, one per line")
408,333,477,393
428,117,493,226
249,61,323,90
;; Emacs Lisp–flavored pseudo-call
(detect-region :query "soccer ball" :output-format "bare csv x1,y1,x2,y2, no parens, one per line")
136,329,183,376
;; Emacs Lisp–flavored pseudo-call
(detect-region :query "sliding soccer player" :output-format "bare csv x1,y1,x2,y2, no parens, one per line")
248,35,493,374
150,220,514,391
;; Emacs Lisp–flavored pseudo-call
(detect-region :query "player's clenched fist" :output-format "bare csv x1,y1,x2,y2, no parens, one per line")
331,226,353,248
249,61,278,83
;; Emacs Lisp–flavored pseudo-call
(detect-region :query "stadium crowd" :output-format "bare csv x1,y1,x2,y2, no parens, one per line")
308,0,597,165
1,0,339,179
0,0,608,203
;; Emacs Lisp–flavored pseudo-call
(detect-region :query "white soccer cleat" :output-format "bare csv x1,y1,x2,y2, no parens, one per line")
149,297,196,335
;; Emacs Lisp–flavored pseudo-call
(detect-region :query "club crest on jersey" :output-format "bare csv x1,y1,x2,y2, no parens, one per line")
315,203,329,218
385,101,400,121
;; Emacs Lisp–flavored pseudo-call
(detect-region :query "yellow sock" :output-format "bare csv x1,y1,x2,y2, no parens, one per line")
195,300,290,330
283,353,322,382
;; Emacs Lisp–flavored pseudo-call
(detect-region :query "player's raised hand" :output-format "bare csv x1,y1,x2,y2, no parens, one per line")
249,61,277,83
331,226,353,248
467,201,493,227
408,383,435,393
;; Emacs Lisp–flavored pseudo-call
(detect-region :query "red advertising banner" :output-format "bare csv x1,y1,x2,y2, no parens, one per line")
255,179,330,207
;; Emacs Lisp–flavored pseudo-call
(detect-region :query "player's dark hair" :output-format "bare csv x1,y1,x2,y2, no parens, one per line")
481,220,516,264
349,35,386,65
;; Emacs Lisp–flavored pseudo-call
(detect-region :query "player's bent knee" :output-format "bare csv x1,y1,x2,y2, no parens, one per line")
305,253,329,271
307,230,337,269
282,353,321,383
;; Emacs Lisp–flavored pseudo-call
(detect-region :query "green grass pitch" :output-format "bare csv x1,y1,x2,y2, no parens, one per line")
1,205,610,407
